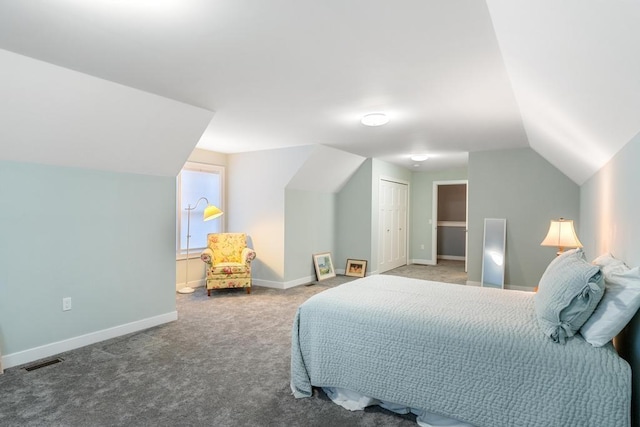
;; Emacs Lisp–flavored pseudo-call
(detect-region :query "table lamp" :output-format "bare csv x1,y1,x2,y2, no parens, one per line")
540,218,582,256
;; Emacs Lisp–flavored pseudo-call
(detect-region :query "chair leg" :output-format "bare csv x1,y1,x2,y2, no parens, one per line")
207,289,211,297
246,287,251,294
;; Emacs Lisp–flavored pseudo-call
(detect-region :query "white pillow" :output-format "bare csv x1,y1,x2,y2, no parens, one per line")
592,253,632,290
580,266,640,347
592,253,619,266
592,253,628,276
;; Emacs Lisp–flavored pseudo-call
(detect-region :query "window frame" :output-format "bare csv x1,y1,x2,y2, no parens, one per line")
176,161,225,260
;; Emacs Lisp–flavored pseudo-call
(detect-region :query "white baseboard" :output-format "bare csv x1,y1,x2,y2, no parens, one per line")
252,280,283,289
1,311,177,370
437,255,465,261
175,279,205,291
506,284,535,292
466,280,481,286
283,276,314,289
252,275,315,290
410,259,436,266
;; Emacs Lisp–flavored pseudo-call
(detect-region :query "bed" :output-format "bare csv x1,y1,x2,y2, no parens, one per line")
290,262,634,427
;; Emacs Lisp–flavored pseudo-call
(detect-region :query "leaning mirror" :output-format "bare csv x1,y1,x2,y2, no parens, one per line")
481,218,506,289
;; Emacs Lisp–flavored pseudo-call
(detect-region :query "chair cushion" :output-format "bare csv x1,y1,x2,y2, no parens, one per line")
208,262,248,275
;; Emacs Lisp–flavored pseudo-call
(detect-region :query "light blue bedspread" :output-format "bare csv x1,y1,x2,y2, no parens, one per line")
291,275,631,427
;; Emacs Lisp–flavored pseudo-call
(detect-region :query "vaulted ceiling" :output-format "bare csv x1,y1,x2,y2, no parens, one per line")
0,1,638,183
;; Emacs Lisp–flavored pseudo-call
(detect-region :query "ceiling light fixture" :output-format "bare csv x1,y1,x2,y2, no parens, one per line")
410,154,429,162
361,113,389,127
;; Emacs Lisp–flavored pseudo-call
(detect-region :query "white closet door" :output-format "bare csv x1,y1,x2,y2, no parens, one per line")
378,179,408,273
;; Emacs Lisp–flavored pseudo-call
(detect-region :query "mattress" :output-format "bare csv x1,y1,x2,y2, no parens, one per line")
291,275,631,427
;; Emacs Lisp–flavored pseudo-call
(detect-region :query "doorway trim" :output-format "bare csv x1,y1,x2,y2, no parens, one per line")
431,180,468,271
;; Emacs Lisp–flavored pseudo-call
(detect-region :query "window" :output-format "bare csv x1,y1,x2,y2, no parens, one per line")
177,162,224,257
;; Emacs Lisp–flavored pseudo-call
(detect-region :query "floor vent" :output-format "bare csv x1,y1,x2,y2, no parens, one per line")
23,358,63,372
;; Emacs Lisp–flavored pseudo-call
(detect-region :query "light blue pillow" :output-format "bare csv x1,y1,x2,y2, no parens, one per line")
534,248,605,344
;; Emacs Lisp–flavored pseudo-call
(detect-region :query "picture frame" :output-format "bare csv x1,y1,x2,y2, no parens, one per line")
312,252,336,281
345,259,367,278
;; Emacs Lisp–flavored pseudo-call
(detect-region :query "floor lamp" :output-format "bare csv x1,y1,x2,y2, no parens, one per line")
178,197,223,294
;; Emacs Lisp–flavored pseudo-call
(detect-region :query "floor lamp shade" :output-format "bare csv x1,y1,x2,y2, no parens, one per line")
204,204,223,221
178,197,224,294
540,218,582,255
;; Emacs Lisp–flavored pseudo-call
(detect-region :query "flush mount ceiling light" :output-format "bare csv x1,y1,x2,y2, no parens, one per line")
410,154,429,162
361,113,389,127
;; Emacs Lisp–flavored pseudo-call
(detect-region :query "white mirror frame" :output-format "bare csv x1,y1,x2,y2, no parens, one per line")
481,218,506,288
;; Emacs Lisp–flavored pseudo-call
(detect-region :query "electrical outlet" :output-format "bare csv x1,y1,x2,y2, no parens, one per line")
62,297,72,311
420,244,425,250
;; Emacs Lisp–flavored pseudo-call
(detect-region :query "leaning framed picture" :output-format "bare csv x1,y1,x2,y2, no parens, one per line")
345,259,367,278
313,252,336,281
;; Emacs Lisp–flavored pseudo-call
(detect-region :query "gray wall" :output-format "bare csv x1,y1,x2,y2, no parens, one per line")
580,131,640,425
438,227,466,257
284,189,336,281
409,168,468,263
467,147,580,288
227,146,314,285
335,158,415,276
0,161,176,358
580,131,640,266
227,145,365,287
335,160,373,274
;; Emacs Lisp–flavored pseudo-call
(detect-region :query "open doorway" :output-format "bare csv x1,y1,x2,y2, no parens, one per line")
432,180,468,272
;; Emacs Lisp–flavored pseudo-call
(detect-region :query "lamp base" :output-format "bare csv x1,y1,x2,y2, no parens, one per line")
177,286,195,294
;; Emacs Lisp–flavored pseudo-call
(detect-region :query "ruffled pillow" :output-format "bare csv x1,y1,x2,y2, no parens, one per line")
535,249,605,343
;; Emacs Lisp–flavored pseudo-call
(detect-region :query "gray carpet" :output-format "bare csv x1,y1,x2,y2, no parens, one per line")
0,262,466,426
382,260,467,285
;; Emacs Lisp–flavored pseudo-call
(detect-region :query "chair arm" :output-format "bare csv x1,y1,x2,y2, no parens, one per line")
201,248,214,264
242,248,256,264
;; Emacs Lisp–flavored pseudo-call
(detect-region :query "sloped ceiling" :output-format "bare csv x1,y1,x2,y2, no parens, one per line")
486,0,640,184
286,145,366,193
0,50,214,176
0,1,638,183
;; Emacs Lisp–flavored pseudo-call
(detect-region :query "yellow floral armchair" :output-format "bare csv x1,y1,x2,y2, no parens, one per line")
200,233,256,296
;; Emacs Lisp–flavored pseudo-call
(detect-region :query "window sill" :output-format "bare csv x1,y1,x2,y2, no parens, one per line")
176,250,206,261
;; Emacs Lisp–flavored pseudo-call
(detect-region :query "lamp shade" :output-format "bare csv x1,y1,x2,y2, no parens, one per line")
203,205,223,221
540,218,582,253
